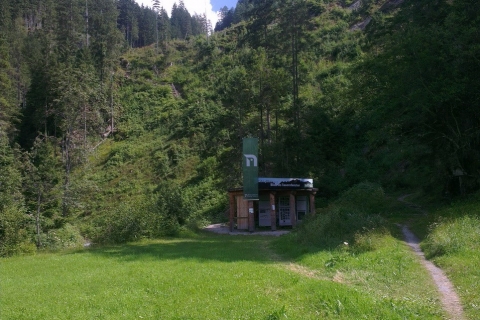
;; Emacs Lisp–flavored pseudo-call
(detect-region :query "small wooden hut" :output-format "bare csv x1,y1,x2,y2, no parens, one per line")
228,178,318,232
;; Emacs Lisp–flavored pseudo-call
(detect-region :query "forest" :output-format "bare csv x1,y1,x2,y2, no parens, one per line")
1,0,479,256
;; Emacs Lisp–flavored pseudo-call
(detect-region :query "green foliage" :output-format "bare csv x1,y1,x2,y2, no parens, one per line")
2,0,480,254
92,195,182,244
422,215,480,258
422,194,480,259
23,137,63,246
92,199,151,243
0,136,34,257
335,181,388,213
0,204,36,257
0,36,18,138
42,223,85,250
292,182,387,249
418,193,480,319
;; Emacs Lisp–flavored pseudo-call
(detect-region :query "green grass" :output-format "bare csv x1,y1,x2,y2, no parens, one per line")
273,231,443,318
2,232,445,319
381,191,480,319
419,196,480,319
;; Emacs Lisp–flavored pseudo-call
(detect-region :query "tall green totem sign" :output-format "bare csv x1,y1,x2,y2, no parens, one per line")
243,138,259,200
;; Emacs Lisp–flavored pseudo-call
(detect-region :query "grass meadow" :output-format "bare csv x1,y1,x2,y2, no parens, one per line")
420,197,480,319
2,231,445,319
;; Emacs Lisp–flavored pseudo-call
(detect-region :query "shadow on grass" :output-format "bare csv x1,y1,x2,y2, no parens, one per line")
80,233,278,264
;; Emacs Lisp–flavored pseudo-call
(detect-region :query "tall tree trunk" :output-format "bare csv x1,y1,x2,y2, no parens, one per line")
36,192,42,248
62,131,71,216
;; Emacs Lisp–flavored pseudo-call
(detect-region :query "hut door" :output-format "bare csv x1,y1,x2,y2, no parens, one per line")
235,196,249,230
259,200,271,227
278,196,291,226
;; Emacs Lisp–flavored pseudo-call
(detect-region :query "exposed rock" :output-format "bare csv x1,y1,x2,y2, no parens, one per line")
350,17,372,31
348,0,362,11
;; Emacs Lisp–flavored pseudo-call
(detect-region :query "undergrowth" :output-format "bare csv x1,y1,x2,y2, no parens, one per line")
289,181,389,250
419,193,480,319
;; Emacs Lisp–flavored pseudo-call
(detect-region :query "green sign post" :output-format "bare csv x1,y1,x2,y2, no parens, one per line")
242,138,259,200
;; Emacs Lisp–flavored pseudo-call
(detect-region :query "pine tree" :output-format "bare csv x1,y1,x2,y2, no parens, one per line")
0,135,33,256
171,1,191,40
0,36,18,139
152,0,161,52
24,136,62,248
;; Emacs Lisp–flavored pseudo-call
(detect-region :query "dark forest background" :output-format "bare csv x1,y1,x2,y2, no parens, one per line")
1,0,479,256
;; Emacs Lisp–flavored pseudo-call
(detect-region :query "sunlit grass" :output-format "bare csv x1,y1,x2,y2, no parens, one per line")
2,232,445,319
273,231,443,319
420,195,480,319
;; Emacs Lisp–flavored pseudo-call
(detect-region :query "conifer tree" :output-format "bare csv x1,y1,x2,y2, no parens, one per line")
153,0,161,52
0,36,17,139
24,136,62,248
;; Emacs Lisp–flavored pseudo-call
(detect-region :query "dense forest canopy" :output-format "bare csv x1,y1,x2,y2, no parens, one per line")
0,0,479,256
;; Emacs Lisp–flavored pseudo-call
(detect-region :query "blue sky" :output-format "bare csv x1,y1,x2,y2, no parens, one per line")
211,0,238,11
137,1,239,27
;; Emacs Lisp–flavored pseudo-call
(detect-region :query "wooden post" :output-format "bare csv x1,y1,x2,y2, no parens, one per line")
248,201,254,232
309,192,316,215
270,192,276,231
229,192,235,232
290,192,297,227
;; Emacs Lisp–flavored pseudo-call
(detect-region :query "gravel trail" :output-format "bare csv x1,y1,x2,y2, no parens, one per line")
400,225,464,319
397,194,465,320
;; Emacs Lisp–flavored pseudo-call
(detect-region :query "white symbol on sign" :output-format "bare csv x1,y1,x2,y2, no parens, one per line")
244,154,258,167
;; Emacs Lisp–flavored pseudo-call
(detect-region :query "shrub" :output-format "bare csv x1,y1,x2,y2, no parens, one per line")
422,215,480,258
292,182,387,249
43,223,85,250
0,205,36,257
336,181,388,213
94,200,147,244
93,196,182,244
139,70,153,79
352,227,389,254
295,207,385,248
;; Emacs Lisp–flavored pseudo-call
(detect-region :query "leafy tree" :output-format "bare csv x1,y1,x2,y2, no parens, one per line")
351,0,480,192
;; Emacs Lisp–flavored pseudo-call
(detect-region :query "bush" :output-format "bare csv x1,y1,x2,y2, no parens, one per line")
93,200,147,244
295,207,385,248
336,181,388,213
352,227,389,254
43,223,85,250
93,196,181,244
292,182,388,249
0,205,36,257
422,215,480,258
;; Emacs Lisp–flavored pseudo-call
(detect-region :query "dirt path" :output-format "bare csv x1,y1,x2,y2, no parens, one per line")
398,195,465,320
204,223,290,236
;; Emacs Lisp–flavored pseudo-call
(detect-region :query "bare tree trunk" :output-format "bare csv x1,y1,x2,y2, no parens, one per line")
84,104,87,150
110,73,114,133
85,0,89,47
36,192,42,248
266,103,271,144
62,131,71,217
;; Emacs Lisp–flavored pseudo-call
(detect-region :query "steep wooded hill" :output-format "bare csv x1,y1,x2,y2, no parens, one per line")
1,0,479,255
